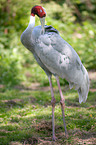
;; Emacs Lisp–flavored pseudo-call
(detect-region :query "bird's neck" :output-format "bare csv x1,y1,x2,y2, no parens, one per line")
21,16,35,51
27,15,35,29
22,16,35,37
40,17,45,34
22,15,35,39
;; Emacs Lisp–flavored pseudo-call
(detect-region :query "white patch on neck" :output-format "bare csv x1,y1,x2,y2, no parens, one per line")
29,16,35,27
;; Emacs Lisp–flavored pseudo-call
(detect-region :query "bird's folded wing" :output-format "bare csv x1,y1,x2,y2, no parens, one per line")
45,25,59,34
35,33,82,79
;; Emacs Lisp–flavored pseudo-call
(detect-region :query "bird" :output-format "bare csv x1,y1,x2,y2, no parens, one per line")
21,5,89,141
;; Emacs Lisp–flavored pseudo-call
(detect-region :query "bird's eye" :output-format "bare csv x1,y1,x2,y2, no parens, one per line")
40,9,42,13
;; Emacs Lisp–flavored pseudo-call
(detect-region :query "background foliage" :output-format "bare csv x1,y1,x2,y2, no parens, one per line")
0,0,96,86
0,0,96,87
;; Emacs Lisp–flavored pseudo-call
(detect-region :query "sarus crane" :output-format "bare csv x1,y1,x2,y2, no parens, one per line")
21,5,89,141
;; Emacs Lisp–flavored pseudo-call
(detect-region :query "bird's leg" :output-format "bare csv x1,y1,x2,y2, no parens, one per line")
48,76,56,141
56,76,68,137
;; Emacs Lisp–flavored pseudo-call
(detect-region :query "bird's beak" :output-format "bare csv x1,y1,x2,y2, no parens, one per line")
40,17,45,34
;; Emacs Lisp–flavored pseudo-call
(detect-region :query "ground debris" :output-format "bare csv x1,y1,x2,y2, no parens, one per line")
23,137,38,145
9,141,22,145
72,129,96,144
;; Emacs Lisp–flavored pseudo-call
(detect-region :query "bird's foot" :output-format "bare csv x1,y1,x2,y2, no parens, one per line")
52,135,57,141
65,132,69,139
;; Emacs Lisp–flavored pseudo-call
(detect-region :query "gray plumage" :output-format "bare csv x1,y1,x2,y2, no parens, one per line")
21,6,90,140
21,19,89,104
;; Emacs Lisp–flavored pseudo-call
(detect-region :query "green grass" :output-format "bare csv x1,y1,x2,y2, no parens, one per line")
0,72,96,144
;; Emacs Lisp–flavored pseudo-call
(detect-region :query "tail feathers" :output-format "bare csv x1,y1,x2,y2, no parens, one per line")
78,67,89,104
78,87,87,103
69,66,89,104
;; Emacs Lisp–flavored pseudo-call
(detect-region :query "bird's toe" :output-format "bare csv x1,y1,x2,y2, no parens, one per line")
52,136,57,141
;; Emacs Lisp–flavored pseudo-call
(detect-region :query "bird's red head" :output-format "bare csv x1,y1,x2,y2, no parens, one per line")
31,5,46,18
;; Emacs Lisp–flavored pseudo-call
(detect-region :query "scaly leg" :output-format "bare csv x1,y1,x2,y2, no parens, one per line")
56,76,68,137
48,76,56,141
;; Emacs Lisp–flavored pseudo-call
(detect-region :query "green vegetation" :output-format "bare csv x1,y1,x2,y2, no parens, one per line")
0,0,96,144
0,80,96,144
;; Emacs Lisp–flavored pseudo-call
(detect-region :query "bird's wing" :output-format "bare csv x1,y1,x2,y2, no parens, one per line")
45,25,59,34
35,32,82,79
35,31,89,104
